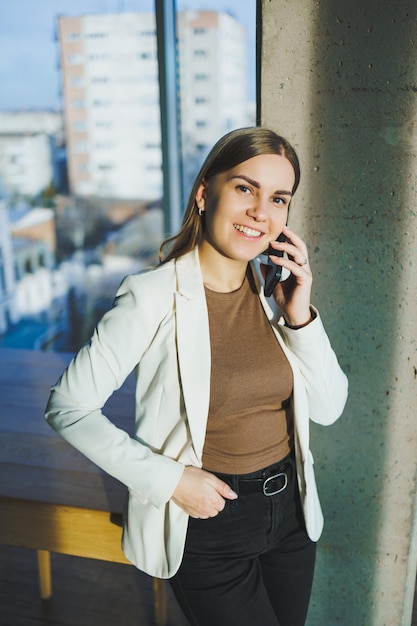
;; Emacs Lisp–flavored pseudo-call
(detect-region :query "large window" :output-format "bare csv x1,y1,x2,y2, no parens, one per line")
0,0,256,353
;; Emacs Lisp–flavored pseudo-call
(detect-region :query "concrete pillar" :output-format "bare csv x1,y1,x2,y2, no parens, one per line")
260,1,417,624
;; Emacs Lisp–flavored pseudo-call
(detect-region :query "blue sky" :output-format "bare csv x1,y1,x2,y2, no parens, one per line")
0,0,256,110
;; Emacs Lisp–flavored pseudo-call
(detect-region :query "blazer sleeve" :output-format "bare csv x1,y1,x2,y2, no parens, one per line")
279,307,348,425
44,274,184,508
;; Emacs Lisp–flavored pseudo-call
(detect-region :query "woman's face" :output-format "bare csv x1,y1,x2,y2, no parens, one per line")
197,153,295,264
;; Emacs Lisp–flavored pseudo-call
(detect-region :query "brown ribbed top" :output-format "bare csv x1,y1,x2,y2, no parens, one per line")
202,269,294,474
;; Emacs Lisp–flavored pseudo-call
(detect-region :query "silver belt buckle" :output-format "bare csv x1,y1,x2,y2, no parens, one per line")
262,472,288,496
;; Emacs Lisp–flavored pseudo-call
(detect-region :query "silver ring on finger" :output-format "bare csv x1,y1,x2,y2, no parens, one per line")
298,257,308,267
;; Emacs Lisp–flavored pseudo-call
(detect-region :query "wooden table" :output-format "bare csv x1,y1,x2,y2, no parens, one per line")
0,347,167,625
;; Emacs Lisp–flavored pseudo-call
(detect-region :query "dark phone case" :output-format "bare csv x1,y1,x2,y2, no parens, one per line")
264,232,286,297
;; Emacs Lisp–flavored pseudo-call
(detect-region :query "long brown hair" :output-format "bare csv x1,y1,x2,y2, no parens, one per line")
159,127,300,264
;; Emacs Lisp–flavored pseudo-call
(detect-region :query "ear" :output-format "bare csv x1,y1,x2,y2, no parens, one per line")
195,180,207,207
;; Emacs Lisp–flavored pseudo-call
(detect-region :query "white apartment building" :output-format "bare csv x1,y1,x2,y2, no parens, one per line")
0,202,18,334
0,133,54,197
0,110,64,138
0,202,66,346
0,111,64,199
58,10,249,201
59,13,161,200
177,11,247,152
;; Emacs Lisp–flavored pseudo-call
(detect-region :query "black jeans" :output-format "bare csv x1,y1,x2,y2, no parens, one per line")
170,453,316,626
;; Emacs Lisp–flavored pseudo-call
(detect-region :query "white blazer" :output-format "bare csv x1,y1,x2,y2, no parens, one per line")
45,247,348,579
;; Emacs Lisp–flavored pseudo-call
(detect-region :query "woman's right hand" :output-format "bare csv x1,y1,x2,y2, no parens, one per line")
172,466,238,518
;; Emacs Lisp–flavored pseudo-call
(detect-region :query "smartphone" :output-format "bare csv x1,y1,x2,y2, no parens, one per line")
264,232,286,297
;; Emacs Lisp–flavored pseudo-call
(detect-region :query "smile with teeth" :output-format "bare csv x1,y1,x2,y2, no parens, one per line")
233,224,263,238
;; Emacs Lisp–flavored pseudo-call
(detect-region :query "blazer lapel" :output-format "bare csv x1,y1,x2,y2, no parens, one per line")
174,249,211,463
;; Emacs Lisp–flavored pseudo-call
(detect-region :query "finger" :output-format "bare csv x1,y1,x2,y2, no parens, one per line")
296,255,309,267
270,235,308,262
208,474,238,500
282,225,307,250
270,244,309,270
190,499,223,518
281,258,311,280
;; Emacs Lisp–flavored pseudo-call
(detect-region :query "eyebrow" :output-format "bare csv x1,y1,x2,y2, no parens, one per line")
229,174,293,197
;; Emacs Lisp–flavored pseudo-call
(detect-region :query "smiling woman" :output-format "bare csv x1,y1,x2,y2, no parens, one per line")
195,153,294,291
160,127,300,261
45,126,348,626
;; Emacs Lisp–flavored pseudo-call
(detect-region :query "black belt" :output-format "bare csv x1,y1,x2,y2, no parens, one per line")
238,469,289,496
214,454,293,497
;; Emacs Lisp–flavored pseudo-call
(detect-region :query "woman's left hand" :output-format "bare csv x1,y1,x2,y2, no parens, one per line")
266,225,313,327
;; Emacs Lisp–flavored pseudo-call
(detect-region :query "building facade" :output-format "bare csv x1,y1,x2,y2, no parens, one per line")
177,11,247,152
177,10,248,192
0,110,63,138
58,13,162,201
0,202,18,334
58,10,249,201
0,111,65,199
0,133,54,198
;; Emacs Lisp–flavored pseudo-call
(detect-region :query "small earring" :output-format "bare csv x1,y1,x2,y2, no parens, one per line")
196,200,205,216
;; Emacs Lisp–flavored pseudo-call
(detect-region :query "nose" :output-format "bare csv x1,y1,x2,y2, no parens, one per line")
246,197,267,222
